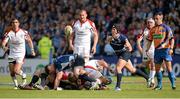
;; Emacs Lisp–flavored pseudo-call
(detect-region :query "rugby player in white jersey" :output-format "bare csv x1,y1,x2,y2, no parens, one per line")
137,18,156,87
2,18,35,89
84,59,113,86
69,9,98,62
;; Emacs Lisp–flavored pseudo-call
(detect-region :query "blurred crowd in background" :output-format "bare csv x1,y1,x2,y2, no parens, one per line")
0,0,180,59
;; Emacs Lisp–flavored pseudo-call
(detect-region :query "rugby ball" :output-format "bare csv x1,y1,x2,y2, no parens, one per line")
64,25,73,36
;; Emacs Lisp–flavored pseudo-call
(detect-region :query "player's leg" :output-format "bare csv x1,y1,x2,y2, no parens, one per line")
148,59,156,79
32,72,48,90
87,69,104,84
163,48,176,89
165,61,176,89
143,50,156,87
83,46,91,63
115,58,127,91
54,71,64,90
154,63,163,90
29,75,40,87
148,51,156,84
14,63,27,85
147,59,156,87
77,67,96,82
14,58,26,85
9,62,18,89
153,49,164,90
125,60,149,81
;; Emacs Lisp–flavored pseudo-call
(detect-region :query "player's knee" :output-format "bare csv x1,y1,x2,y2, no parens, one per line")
116,66,123,73
130,68,136,73
14,68,20,74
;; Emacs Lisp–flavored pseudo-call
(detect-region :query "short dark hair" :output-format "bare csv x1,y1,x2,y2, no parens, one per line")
154,11,163,16
112,24,120,32
11,18,20,23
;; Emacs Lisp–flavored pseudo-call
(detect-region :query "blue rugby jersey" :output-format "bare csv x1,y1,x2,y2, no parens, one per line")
53,55,74,71
110,34,128,55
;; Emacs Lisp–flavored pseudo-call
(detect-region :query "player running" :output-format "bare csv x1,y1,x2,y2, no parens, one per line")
108,24,149,91
1,18,35,89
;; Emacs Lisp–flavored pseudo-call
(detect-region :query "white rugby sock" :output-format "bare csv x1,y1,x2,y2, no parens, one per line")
19,70,26,79
11,76,18,87
149,70,156,79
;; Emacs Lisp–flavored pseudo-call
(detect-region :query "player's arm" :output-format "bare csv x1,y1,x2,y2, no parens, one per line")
136,31,143,55
125,39,133,52
1,33,9,52
91,23,98,54
146,29,153,52
25,33,35,56
98,60,114,73
169,37,174,55
54,71,63,90
69,31,74,51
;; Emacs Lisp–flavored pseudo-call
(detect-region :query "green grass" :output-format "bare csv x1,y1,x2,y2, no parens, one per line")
0,75,179,98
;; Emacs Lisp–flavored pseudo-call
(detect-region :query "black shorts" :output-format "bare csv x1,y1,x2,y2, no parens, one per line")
118,51,131,62
72,56,85,69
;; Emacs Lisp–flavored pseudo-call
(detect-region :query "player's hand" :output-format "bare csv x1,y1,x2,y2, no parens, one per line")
25,34,31,42
31,50,36,56
169,49,173,55
91,46,96,54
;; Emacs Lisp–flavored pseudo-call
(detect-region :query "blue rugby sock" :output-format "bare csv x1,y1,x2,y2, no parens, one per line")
168,72,176,87
156,71,163,88
116,73,122,88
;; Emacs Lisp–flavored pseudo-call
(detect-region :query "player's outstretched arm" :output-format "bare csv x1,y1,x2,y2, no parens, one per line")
25,33,35,56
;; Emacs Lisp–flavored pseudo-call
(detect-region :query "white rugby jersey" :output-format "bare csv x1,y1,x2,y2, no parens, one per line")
73,19,97,47
141,28,155,52
85,60,99,70
3,29,29,58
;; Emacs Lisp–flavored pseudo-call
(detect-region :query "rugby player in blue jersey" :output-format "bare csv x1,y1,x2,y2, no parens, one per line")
108,24,149,91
